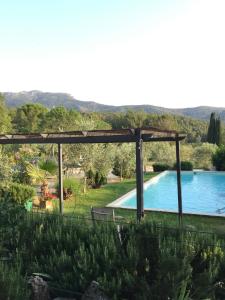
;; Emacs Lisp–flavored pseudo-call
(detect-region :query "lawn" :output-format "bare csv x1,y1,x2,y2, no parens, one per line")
63,172,156,216
60,172,225,233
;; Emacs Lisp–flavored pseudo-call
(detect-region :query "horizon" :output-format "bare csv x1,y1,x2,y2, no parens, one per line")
1,0,225,108
3,90,225,110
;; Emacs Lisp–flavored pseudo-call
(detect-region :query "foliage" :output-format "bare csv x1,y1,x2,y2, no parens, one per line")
40,106,80,131
86,170,107,188
215,117,222,146
0,198,30,299
0,181,35,205
1,213,225,299
12,145,40,184
0,146,14,181
152,163,171,172
193,143,217,170
172,161,193,171
113,143,135,178
207,112,222,145
212,145,225,171
39,159,58,175
26,163,46,184
180,161,193,171
104,112,210,143
12,103,47,133
71,143,115,179
0,93,12,133
0,261,30,300
148,142,176,165
56,177,83,200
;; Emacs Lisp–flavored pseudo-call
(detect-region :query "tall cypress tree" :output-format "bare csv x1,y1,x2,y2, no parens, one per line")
207,112,216,144
207,112,222,145
215,117,222,146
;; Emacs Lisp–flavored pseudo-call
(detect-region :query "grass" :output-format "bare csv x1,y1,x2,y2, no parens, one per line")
63,172,156,216
57,172,225,233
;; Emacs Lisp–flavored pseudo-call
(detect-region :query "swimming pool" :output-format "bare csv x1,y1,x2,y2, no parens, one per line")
108,171,225,216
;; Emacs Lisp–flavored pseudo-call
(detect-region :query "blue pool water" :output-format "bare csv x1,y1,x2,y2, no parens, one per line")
119,171,225,215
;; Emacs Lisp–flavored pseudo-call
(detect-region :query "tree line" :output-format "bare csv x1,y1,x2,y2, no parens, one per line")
0,93,216,143
0,93,224,183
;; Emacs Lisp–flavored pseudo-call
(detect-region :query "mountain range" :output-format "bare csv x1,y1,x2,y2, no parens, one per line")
3,91,225,122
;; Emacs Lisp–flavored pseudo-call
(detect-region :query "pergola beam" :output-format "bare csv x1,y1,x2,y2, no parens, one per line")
0,135,185,145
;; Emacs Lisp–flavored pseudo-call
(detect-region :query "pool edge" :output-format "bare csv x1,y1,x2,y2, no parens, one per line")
107,170,225,218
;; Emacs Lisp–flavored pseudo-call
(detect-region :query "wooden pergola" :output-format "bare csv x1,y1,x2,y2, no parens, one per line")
0,127,186,223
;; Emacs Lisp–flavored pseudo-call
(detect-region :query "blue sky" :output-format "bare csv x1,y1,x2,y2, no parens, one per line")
0,0,225,108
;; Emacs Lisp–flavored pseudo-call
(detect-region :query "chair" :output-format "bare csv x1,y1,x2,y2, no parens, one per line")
91,207,116,222
91,207,123,244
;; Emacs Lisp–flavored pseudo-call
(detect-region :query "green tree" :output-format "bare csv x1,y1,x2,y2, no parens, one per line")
148,142,175,165
0,146,13,180
113,143,135,179
215,117,222,146
40,106,80,132
212,145,225,170
207,112,222,145
193,143,217,170
124,110,147,128
0,93,12,133
13,103,47,133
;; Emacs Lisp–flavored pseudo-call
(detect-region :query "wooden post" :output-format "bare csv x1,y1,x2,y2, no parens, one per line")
135,128,144,222
175,134,183,225
58,143,63,214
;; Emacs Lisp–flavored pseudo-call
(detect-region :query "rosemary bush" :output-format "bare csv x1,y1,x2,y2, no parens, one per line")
1,209,225,299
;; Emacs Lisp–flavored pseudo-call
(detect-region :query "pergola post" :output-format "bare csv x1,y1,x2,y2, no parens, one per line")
175,134,183,225
58,143,63,214
135,128,144,223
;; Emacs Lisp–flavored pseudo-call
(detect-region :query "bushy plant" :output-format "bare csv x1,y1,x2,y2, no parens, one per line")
56,177,83,200
180,161,193,170
193,143,217,170
2,215,225,299
212,145,225,171
86,170,107,188
39,159,58,175
12,145,40,184
0,182,35,205
173,161,193,171
152,163,171,172
113,159,135,178
0,261,30,300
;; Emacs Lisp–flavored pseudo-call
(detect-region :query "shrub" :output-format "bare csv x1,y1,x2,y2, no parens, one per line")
94,171,107,188
173,161,193,171
86,170,107,188
1,215,225,299
180,161,193,170
39,159,58,175
152,163,170,172
0,262,30,300
192,143,217,170
113,159,135,178
212,145,225,171
0,182,35,205
56,178,83,199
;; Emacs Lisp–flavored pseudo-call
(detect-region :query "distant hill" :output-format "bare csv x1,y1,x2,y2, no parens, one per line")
3,91,225,122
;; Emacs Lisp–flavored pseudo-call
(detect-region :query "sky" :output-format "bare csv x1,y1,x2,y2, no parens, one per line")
0,0,225,108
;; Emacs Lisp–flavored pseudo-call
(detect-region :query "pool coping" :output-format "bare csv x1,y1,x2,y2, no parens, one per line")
107,170,225,217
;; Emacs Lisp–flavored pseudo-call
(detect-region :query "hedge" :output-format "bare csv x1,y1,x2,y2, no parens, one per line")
0,182,35,205
152,163,170,172
1,213,225,299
